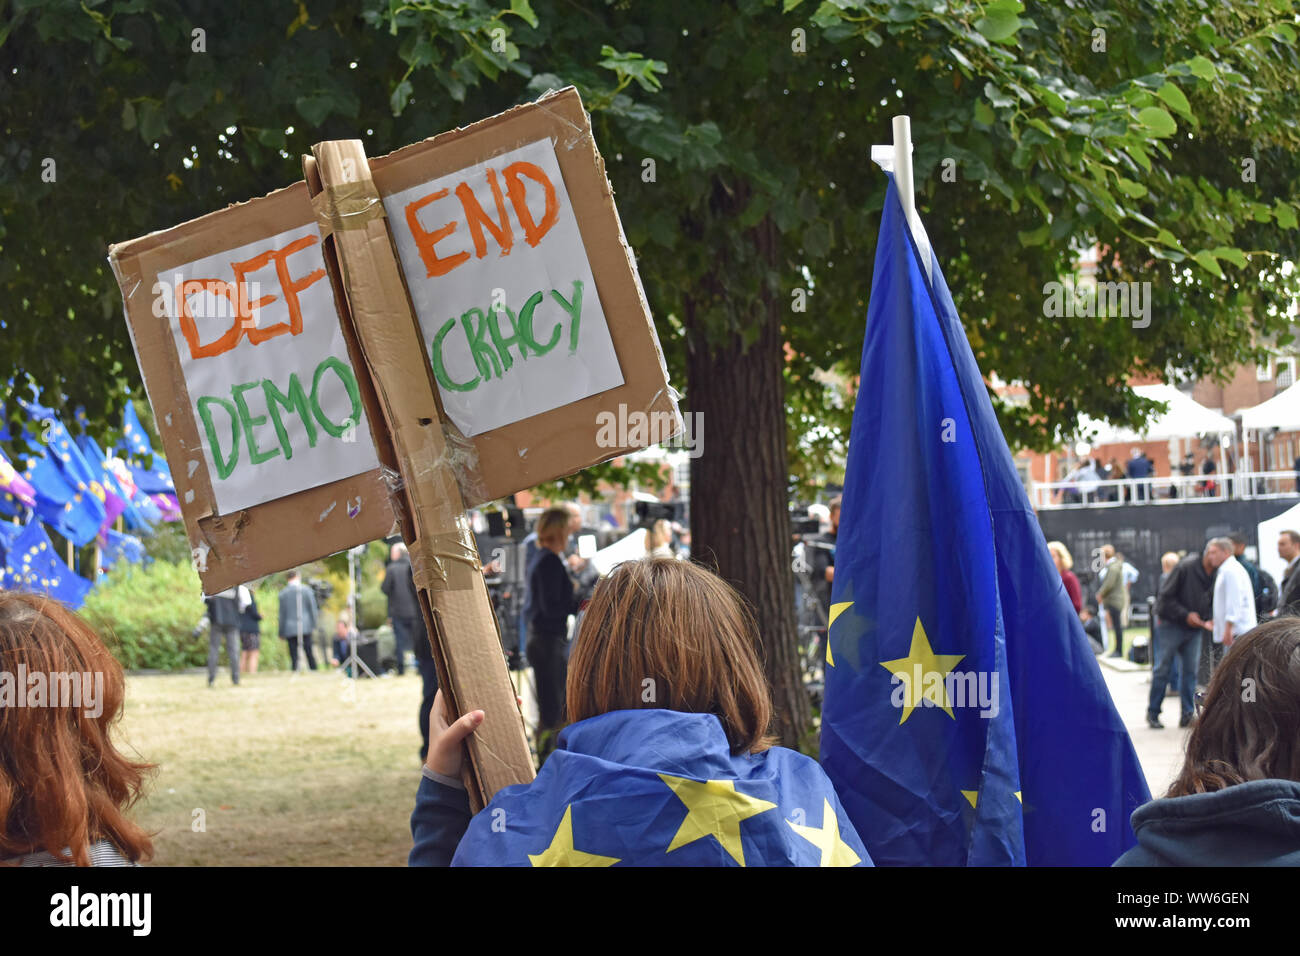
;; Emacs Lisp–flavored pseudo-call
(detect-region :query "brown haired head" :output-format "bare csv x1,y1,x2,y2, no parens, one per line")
1167,617,1300,797
535,507,570,547
566,558,774,755
0,592,154,865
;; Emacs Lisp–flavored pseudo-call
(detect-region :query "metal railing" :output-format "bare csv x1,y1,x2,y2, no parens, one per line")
1032,470,1300,510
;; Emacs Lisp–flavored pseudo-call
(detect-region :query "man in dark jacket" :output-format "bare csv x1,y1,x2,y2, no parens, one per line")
1148,543,1228,729
278,570,319,670
382,543,424,677
1278,529,1300,616
204,587,246,687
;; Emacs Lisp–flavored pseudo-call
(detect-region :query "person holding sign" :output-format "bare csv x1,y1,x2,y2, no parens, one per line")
408,559,870,867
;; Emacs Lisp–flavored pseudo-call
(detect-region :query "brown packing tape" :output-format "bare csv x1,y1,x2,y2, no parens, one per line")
310,181,387,237
409,526,480,593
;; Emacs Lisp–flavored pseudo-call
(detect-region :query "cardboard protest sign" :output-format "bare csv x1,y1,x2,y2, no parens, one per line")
109,183,396,593
382,138,625,438
111,86,680,803
369,86,680,505
163,220,380,512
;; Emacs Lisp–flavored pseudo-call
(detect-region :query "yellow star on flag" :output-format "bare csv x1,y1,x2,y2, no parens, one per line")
787,798,861,866
660,774,777,866
879,617,965,724
527,805,619,867
826,600,853,666
962,790,979,808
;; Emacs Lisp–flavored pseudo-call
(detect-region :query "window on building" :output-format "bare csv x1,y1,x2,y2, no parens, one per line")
1277,359,1295,390
1257,357,1274,382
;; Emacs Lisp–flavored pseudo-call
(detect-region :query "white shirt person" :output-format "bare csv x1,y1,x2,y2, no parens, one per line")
1212,554,1256,647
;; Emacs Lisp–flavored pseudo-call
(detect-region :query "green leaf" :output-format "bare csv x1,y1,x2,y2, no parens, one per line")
975,9,1025,43
508,0,540,29
1187,55,1216,81
1017,223,1050,246
1211,247,1246,268
1137,106,1177,137
1275,200,1298,229
983,81,1015,108
1155,82,1193,120
1115,177,1147,198
973,100,995,125
1191,250,1223,278
121,99,136,131
803,221,831,258
295,94,334,127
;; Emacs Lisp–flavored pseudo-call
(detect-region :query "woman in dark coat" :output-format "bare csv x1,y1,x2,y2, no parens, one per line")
1115,618,1300,865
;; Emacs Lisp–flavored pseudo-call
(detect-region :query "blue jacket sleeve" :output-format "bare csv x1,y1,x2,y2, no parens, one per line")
409,768,473,866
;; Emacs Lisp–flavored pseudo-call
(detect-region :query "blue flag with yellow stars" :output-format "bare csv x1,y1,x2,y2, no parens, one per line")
121,402,175,495
13,400,108,547
0,520,93,609
819,173,1149,866
452,710,870,867
100,528,146,569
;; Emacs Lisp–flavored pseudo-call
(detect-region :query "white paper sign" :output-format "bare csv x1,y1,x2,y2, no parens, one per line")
160,222,380,513
383,139,624,437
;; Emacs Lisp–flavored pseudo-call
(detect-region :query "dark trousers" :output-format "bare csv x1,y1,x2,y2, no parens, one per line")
391,616,423,676
417,658,440,761
284,634,317,671
527,632,568,731
209,625,240,685
1105,604,1125,657
1148,625,1200,720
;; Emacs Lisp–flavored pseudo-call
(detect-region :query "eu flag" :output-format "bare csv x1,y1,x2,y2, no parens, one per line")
0,448,37,515
449,710,870,866
0,520,94,609
121,402,175,495
819,173,1149,866
100,528,146,569
75,433,147,533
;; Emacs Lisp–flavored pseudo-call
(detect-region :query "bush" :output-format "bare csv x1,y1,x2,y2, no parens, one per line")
82,562,312,672
357,586,387,630
82,560,208,671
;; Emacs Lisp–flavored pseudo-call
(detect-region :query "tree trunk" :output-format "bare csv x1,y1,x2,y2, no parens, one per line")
684,224,809,748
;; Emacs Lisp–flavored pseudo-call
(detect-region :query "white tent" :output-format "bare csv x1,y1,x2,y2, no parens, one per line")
1238,385,1300,432
1257,501,1300,588
1077,384,1236,444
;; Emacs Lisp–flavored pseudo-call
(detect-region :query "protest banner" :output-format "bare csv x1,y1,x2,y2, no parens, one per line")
111,87,680,803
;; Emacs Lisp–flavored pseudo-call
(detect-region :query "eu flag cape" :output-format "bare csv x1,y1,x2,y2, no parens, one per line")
819,174,1149,866
453,710,871,867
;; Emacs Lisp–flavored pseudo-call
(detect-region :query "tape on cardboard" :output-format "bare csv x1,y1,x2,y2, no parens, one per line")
311,182,387,237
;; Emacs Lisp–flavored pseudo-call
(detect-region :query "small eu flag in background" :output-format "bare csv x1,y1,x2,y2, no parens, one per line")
0,447,37,514
0,519,93,609
819,171,1150,866
100,528,146,570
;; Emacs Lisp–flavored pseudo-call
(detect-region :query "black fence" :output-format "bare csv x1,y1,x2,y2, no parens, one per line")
1037,499,1297,608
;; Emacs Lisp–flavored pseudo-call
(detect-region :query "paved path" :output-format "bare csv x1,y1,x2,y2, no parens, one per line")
1099,659,1191,796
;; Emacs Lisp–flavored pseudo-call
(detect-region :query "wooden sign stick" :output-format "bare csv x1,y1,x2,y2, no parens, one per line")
304,140,535,809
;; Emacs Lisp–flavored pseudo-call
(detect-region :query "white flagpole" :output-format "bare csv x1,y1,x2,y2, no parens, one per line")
891,115,933,280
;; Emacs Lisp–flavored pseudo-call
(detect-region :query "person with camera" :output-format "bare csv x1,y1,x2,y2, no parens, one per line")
808,496,841,624
278,570,319,671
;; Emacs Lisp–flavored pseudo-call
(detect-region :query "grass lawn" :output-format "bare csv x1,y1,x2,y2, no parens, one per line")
119,669,433,866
